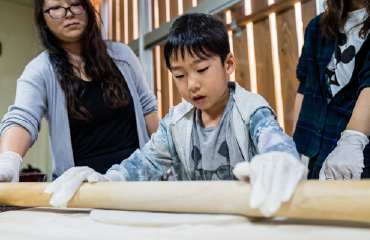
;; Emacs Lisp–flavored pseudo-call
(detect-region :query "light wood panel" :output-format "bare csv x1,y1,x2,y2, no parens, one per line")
233,28,251,91
158,0,167,25
119,0,125,43
276,7,299,135
251,0,268,12
126,0,133,42
92,0,102,29
302,0,316,33
111,0,117,41
153,46,163,117
253,17,276,110
155,0,169,117
169,1,183,106
250,0,274,117
230,1,245,20
151,0,156,29
183,0,193,12
170,0,179,19
152,47,159,100
160,44,170,117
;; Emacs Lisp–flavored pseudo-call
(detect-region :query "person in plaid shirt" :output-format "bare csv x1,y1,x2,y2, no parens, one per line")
292,0,370,180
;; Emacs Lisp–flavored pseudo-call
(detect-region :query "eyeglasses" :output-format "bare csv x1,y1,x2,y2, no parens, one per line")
42,3,86,19
196,165,233,180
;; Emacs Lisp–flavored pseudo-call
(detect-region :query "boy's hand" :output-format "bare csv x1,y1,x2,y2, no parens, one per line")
233,151,307,217
319,130,369,180
0,151,22,182
44,167,113,208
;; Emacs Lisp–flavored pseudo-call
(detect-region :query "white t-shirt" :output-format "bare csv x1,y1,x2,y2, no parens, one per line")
325,8,368,98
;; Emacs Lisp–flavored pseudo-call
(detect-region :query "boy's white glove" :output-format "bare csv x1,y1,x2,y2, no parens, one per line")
44,167,124,208
0,151,23,182
233,151,307,217
319,130,369,180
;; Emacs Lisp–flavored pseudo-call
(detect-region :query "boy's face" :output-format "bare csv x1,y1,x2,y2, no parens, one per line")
170,51,236,115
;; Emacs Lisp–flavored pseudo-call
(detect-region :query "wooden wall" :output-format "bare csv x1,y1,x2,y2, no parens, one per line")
95,0,317,136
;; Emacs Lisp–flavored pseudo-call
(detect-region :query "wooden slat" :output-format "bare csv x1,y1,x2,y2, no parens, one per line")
301,0,316,32
253,17,276,110
228,0,246,93
152,47,158,100
158,0,167,25
92,1,102,29
237,0,312,27
119,0,125,43
251,0,268,13
275,0,289,3
133,0,138,40
160,44,170,117
183,0,193,12
107,0,112,40
230,1,246,20
157,0,167,114
154,46,163,117
276,7,299,135
128,0,133,41
151,0,156,29
170,0,179,19
233,27,251,91
167,0,181,107
216,11,227,25
112,0,117,41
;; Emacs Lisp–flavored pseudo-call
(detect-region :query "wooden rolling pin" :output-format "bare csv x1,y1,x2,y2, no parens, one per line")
0,180,369,221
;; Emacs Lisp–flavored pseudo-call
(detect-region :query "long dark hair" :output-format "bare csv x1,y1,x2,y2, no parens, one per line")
34,0,127,122
321,0,370,40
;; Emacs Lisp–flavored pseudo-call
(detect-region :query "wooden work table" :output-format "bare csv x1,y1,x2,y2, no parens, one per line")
0,207,370,240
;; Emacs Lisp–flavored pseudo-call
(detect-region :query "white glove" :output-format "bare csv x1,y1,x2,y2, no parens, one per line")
233,151,307,217
44,167,124,208
319,130,369,180
0,151,23,182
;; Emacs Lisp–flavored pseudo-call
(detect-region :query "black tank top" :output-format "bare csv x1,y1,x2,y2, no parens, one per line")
68,73,139,174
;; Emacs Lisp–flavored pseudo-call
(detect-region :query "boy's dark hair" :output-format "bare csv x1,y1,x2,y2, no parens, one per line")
164,13,230,70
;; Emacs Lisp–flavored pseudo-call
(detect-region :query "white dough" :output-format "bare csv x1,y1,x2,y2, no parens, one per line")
2,208,370,240
90,209,248,227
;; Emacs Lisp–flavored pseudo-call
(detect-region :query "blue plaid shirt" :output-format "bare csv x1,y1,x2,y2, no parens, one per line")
293,14,370,167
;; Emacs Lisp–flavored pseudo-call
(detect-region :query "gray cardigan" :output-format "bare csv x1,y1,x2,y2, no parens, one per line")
0,42,158,179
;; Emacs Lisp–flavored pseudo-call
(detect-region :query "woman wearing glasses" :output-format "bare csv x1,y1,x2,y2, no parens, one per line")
0,0,159,181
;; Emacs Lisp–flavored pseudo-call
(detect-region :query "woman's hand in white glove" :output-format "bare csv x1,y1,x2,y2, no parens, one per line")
319,130,369,180
0,151,22,182
233,151,307,217
44,167,121,208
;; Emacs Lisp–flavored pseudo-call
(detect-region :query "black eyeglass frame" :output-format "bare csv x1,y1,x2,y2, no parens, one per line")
42,3,86,19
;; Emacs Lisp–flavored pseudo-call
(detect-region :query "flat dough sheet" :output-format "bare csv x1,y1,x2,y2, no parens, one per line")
2,208,370,240
90,209,248,226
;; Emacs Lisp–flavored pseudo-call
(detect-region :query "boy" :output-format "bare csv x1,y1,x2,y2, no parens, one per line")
46,13,307,217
